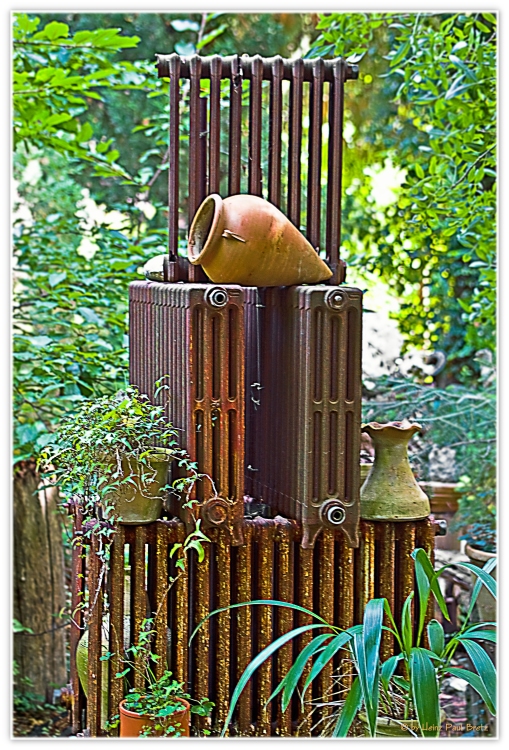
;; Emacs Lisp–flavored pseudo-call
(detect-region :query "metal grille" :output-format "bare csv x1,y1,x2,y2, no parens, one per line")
245,286,362,548
71,516,436,737
156,54,358,284
129,281,245,543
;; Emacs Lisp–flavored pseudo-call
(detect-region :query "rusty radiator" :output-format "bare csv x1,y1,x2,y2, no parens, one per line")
129,281,245,543
245,286,362,549
72,516,436,737
156,54,358,284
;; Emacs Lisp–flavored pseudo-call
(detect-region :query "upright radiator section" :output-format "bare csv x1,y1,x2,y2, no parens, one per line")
245,286,362,548
129,281,245,544
71,517,436,737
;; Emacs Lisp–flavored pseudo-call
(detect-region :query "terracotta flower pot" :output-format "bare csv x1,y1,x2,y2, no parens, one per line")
105,449,172,524
465,544,497,623
360,421,430,521
188,193,333,286
119,697,191,737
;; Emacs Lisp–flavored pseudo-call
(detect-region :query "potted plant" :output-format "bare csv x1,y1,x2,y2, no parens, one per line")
196,549,496,738
106,617,213,737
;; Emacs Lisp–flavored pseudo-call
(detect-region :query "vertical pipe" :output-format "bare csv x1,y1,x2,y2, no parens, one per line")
173,522,189,687
415,519,436,646
194,542,211,733
398,522,417,632
297,544,313,735
325,59,345,281
131,527,147,691
287,59,304,227
86,540,103,737
317,531,335,725
188,56,203,227
153,522,169,678
275,520,294,736
214,528,231,734
229,55,242,195
235,523,253,735
307,59,325,251
209,55,223,195
254,520,274,736
337,538,354,692
358,521,376,621
168,55,181,260
268,56,284,207
108,526,125,731
248,55,263,197
378,522,396,660
70,506,85,734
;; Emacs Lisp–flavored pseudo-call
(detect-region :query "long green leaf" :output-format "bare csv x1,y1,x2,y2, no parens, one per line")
401,593,414,657
301,631,352,699
461,640,496,714
353,599,384,737
381,653,402,692
458,630,496,644
427,619,445,656
219,623,326,736
441,561,496,600
333,676,363,738
190,599,330,643
466,557,497,620
410,648,440,737
412,549,450,621
414,552,431,643
268,634,331,711
448,667,496,715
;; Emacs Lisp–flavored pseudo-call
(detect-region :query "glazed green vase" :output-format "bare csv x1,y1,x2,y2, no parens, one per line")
360,421,430,521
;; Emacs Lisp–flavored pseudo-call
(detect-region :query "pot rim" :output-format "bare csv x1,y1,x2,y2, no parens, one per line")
119,696,190,719
188,193,223,266
465,543,497,562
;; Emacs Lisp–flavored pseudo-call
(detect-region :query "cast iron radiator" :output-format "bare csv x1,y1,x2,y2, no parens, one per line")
70,515,436,737
129,280,245,543
245,286,362,549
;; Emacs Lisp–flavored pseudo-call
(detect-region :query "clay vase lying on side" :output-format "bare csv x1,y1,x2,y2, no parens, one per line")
188,193,333,287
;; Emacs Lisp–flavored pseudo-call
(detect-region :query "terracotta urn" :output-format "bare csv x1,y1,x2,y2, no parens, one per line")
188,193,333,286
360,421,430,521
119,697,191,737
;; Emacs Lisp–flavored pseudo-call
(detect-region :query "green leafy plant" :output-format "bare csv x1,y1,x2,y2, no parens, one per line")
195,549,496,737
105,617,213,737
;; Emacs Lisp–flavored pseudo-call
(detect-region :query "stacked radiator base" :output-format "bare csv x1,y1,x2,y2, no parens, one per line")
71,516,436,737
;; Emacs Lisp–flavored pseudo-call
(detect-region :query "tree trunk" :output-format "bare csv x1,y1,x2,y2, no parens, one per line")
13,460,67,702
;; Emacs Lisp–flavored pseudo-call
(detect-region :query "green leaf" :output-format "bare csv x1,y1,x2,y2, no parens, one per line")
190,599,329,644
41,21,69,41
333,676,363,737
270,634,331,712
410,648,440,737
412,549,450,621
381,653,402,692
466,556,496,620
427,619,445,656
196,24,228,51
448,667,495,715
220,623,327,736
301,631,352,699
49,271,67,288
401,593,414,656
461,640,496,714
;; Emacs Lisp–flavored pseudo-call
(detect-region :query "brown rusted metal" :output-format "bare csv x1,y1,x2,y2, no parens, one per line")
108,525,125,731
167,54,181,263
131,526,147,691
156,53,358,266
234,523,253,735
70,504,85,734
129,282,245,544
86,539,103,737
245,285,362,549
74,518,434,737
378,522,396,660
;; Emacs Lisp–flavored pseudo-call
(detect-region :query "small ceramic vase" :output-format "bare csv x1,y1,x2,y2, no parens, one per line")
188,193,333,286
360,421,430,521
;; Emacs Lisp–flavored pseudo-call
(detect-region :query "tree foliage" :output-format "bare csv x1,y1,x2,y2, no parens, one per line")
311,12,496,381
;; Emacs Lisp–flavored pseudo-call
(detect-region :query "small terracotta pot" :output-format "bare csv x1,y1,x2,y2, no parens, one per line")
188,193,333,286
119,697,191,737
